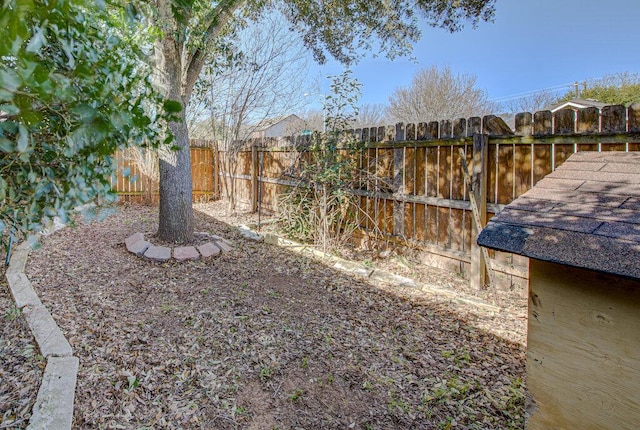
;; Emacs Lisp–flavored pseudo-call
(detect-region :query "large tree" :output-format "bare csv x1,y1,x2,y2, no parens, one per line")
352,103,391,129
387,65,497,123
151,0,496,243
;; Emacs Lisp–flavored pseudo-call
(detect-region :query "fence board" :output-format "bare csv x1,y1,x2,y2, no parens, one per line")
415,203,426,241
435,146,447,198
487,143,498,204
514,144,533,198
405,147,416,194
554,109,575,134
426,147,438,197
577,107,600,133
533,144,552,184
497,143,514,204
415,147,426,195
427,121,439,139
188,105,639,287
515,113,533,136
376,199,386,234
426,205,438,244
577,143,597,152
451,146,465,200
602,105,626,132
601,142,626,151
404,202,414,239
534,111,553,135
453,118,466,138
450,208,464,252
554,143,574,169
629,104,640,132
437,206,450,248
467,117,482,135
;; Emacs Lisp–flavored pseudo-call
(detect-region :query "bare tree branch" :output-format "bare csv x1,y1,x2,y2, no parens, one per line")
387,65,497,123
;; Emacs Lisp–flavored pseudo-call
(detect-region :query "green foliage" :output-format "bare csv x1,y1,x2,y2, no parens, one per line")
277,0,495,65
561,72,640,106
278,71,365,251
3,305,21,321
288,388,304,402
0,0,171,247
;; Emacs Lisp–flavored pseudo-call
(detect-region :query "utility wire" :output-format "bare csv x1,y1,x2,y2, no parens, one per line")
490,82,575,102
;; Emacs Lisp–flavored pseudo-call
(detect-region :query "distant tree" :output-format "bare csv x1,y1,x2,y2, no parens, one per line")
501,89,560,115
352,103,390,128
0,0,167,247
387,65,497,123
561,72,640,106
187,10,312,213
300,109,324,133
188,10,312,141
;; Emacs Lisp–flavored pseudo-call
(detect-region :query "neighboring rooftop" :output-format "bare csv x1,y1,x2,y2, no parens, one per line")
549,98,608,112
478,151,640,279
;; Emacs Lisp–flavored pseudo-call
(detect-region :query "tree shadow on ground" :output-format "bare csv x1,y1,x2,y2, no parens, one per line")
24,203,526,430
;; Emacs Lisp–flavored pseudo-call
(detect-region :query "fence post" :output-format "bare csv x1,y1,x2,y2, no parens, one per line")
393,123,405,236
251,145,258,213
212,141,220,200
470,134,488,290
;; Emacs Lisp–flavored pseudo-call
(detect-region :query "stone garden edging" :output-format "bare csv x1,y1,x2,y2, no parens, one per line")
124,232,233,261
5,240,79,430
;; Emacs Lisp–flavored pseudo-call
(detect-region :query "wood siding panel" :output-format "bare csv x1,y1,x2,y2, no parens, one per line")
528,260,640,430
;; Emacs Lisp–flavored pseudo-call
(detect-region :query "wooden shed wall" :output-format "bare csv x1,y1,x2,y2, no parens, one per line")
527,260,640,430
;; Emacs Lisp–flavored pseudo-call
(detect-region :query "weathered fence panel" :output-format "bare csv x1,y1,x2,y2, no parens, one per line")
110,106,640,291
216,105,640,291
111,143,217,203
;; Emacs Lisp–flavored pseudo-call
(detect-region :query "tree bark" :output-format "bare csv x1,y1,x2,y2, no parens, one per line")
157,116,194,243
156,32,194,243
153,0,240,243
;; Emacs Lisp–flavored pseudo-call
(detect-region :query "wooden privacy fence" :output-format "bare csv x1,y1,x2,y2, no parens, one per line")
223,105,640,291
111,141,218,203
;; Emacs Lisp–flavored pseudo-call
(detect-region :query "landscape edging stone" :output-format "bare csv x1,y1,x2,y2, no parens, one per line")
5,239,78,430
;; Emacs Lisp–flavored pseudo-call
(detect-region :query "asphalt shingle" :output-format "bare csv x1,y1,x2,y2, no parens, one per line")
478,151,640,279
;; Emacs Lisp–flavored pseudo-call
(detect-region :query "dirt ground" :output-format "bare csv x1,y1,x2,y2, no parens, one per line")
8,202,525,429
0,276,45,428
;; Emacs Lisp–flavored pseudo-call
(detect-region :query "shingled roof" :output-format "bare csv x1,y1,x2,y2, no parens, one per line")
477,151,640,279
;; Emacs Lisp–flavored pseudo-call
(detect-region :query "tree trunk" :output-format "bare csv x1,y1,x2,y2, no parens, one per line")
155,35,194,243
152,0,239,243
157,116,194,243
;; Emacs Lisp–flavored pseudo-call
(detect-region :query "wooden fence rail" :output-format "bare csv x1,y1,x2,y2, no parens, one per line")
111,144,218,203
221,105,640,291
111,104,640,291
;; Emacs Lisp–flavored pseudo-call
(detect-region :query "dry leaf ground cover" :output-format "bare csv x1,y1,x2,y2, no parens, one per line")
22,203,526,429
0,273,45,428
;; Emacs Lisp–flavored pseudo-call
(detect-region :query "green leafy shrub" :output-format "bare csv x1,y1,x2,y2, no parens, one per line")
0,0,172,247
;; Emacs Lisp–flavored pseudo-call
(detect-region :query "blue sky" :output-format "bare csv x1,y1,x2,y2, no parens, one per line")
311,0,640,108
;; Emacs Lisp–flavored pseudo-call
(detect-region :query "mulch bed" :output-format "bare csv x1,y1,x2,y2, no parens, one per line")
0,275,45,429
18,202,525,429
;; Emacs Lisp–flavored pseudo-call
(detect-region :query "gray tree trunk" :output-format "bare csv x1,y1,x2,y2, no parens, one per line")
152,0,240,243
155,36,194,243
157,116,194,243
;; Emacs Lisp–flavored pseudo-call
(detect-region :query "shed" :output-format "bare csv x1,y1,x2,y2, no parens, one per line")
477,151,640,429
